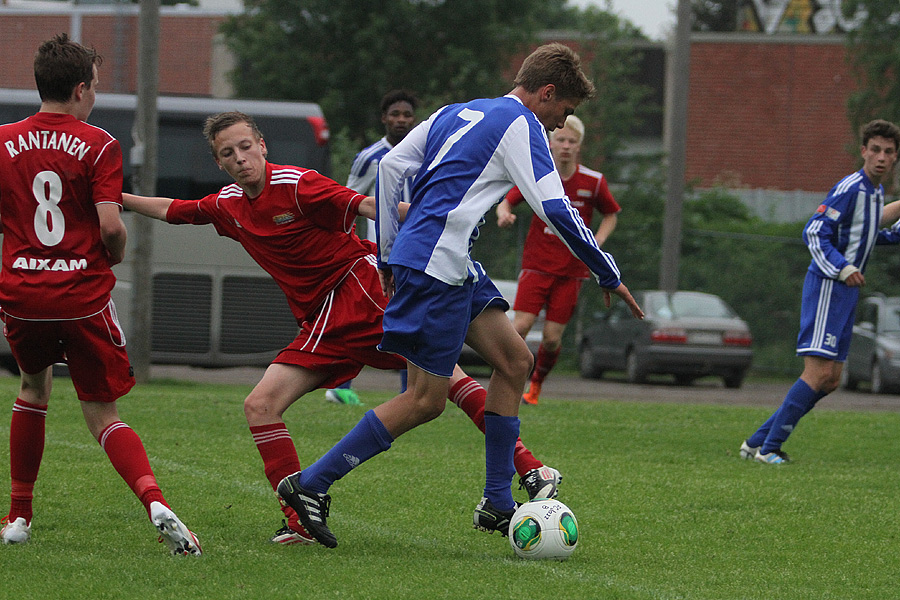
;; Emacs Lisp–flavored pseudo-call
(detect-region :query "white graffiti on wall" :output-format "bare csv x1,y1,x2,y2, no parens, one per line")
746,0,868,34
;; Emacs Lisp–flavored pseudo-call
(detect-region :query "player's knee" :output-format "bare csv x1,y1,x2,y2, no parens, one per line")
243,392,274,423
411,394,446,424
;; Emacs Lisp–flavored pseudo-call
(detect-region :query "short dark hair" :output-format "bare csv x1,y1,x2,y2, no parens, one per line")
381,89,418,114
861,119,900,151
514,43,595,101
202,111,263,154
34,33,102,103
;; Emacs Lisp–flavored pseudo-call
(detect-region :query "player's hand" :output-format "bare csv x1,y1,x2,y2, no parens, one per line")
378,268,395,299
603,282,644,319
497,211,516,228
844,271,865,287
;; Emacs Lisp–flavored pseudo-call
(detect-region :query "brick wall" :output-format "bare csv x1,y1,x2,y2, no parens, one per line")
0,9,228,96
686,34,858,193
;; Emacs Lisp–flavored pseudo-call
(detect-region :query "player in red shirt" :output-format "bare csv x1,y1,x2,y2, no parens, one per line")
497,115,621,405
0,34,200,554
123,111,562,546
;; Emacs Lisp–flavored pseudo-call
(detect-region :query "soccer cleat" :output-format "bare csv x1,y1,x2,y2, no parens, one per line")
519,466,562,500
473,497,518,536
325,388,363,406
521,381,541,405
739,440,760,460
1,515,31,544
754,449,791,465
277,474,337,548
271,519,316,545
150,502,202,556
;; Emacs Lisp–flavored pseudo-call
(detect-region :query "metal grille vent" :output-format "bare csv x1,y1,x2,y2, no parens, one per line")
220,276,297,355
151,274,213,353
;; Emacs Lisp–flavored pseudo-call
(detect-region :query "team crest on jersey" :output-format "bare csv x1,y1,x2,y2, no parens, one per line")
273,211,296,225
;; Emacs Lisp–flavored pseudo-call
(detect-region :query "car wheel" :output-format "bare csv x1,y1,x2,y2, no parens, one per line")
674,374,696,386
840,365,858,391
578,343,603,379
871,359,885,394
723,370,744,389
625,349,647,384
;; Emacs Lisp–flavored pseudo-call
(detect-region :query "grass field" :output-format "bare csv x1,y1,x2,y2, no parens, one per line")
1,374,898,600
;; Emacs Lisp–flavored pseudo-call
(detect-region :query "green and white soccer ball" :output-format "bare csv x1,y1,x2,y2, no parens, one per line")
509,499,579,560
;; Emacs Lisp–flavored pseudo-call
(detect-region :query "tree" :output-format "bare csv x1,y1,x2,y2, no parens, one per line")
844,0,900,135
691,0,738,32
221,0,553,144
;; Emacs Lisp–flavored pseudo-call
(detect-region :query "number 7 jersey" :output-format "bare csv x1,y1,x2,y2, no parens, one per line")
0,112,122,320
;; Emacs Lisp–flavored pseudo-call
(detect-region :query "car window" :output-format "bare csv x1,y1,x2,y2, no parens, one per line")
649,293,735,319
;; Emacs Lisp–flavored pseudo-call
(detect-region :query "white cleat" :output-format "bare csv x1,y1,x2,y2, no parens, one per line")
150,501,202,556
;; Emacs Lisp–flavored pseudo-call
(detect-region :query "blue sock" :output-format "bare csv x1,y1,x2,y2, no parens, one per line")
761,379,820,453
746,411,777,448
399,369,408,393
483,413,519,512
299,410,393,494
336,380,353,390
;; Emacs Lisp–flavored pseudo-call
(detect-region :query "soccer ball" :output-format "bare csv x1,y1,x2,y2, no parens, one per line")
508,499,578,560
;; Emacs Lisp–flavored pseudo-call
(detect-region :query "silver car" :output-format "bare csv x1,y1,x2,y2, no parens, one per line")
842,295,900,394
577,290,753,388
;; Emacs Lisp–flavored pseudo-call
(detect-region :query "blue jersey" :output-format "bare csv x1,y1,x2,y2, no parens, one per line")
376,95,621,288
804,169,900,279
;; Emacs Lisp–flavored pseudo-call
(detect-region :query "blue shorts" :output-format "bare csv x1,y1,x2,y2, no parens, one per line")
378,265,508,377
796,271,859,361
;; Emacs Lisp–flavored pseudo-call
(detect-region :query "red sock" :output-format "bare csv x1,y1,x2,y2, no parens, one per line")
8,399,47,523
98,422,166,517
250,423,303,523
533,344,561,384
448,377,543,476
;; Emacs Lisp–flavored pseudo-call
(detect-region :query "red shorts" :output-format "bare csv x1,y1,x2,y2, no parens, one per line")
274,256,406,388
512,270,584,324
1,300,135,403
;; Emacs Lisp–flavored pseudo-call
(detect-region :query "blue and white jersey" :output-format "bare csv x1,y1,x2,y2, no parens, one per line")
348,137,412,241
376,95,621,288
804,168,900,279
346,137,392,195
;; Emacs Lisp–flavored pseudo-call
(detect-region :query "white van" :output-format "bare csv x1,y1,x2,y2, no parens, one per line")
0,90,330,372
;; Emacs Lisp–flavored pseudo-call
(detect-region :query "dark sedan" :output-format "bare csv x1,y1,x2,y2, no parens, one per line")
577,290,753,388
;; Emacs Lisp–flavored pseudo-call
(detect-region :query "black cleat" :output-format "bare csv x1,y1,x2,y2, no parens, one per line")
276,473,337,548
473,497,518,537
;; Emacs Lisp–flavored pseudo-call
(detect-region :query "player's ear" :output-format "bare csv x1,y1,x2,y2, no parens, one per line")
542,84,556,102
260,137,268,158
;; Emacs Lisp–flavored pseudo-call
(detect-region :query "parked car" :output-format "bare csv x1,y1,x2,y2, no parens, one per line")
842,295,900,394
577,290,753,388
457,279,543,366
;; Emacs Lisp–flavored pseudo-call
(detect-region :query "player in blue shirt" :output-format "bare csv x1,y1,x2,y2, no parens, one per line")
278,43,643,548
741,119,900,464
324,90,418,406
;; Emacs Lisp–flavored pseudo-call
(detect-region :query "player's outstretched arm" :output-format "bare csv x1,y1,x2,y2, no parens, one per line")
603,282,644,319
883,200,900,226
122,192,175,221
359,196,409,222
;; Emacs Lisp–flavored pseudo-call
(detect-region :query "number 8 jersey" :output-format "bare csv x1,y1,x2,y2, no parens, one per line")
0,112,122,320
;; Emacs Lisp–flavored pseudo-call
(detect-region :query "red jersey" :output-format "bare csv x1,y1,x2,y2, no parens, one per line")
166,163,369,321
506,164,620,278
0,112,123,320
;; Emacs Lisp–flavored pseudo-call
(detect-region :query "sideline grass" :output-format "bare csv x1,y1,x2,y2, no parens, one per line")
1,374,898,599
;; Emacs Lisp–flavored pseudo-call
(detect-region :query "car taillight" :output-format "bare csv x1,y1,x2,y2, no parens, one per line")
307,116,330,146
723,330,753,346
650,327,687,343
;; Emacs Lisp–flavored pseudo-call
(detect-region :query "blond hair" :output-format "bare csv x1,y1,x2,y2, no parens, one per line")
550,115,585,143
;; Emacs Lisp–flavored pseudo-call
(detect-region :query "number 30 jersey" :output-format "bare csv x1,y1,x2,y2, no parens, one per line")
0,112,123,320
